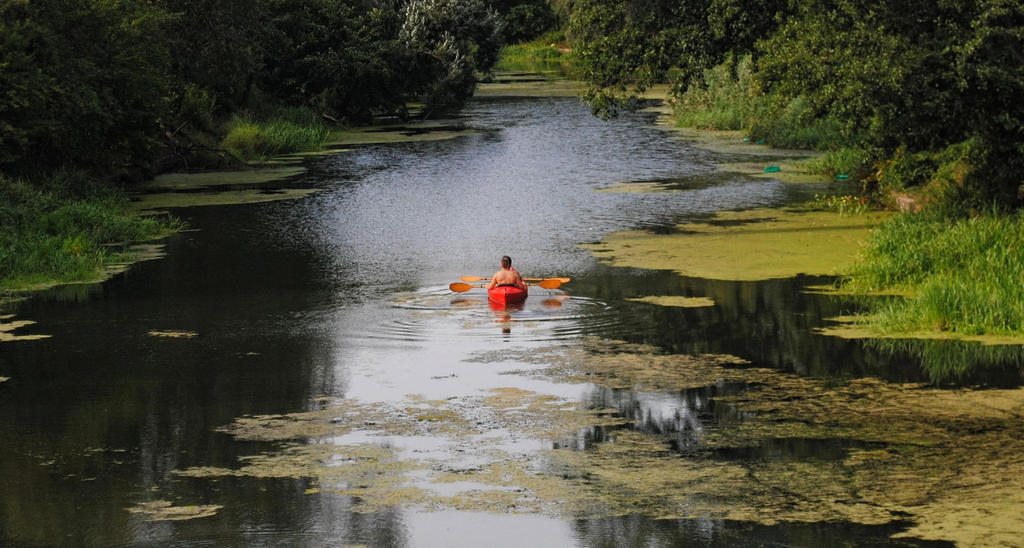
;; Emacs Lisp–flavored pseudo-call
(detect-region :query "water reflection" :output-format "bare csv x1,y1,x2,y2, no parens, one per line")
571,267,1024,387
566,382,751,455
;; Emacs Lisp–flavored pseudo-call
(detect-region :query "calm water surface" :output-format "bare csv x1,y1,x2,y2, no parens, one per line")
0,92,999,546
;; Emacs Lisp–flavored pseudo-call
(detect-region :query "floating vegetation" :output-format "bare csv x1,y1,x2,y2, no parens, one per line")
328,121,478,146
126,500,222,521
627,296,715,308
128,166,317,210
173,337,1024,545
131,188,318,210
582,207,890,281
140,167,307,192
816,318,1024,347
596,181,682,194
475,73,585,98
0,316,51,342
100,244,167,280
147,330,198,339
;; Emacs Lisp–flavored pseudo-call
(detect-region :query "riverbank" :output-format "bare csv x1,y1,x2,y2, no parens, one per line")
616,84,1024,345
0,174,181,299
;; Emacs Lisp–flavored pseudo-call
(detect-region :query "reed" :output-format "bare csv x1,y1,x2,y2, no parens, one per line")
845,210,1024,335
222,109,332,162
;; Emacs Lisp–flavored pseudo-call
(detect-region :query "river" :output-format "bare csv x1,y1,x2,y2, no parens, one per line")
1,82,1020,546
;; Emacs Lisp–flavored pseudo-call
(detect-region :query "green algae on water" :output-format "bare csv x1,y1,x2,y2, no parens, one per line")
171,338,1024,545
141,167,306,191
0,316,51,342
147,330,198,339
475,72,585,98
582,207,890,281
816,316,1024,347
127,500,222,521
131,188,318,210
627,296,715,308
131,166,315,210
328,121,478,146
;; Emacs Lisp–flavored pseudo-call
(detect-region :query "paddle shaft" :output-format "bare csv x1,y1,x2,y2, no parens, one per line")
449,278,562,292
460,275,570,283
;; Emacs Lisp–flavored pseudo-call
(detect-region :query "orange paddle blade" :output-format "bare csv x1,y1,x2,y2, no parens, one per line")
460,276,487,282
449,282,478,292
534,278,563,290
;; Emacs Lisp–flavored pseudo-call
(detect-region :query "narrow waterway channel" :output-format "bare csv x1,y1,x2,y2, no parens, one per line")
1,84,1021,546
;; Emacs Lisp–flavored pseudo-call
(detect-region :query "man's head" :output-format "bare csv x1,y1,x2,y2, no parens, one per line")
501,255,512,269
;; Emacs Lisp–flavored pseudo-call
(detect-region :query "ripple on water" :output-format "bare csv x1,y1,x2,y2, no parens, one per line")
372,287,628,342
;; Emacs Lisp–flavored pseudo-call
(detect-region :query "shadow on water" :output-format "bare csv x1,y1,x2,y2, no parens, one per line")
573,267,1024,388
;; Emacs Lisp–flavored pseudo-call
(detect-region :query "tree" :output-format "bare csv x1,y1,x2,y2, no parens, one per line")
567,0,787,118
0,0,171,175
400,0,504,113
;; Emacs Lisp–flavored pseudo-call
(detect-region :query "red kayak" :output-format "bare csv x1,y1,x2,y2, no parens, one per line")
488,285,527,306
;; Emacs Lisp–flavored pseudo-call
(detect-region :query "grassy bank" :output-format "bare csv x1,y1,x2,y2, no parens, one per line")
0,173,182,293
494,31,578,74
221,108,334,164
843,210,1024,337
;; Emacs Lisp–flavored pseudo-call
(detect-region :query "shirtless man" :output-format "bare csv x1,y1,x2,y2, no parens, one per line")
486,255,527,293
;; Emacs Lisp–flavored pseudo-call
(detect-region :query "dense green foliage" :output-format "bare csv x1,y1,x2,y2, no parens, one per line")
844,210,1024,336
489,0,557,43
0,0,506,178
567,0,1024,209
0,0,170,176
0,173,180,289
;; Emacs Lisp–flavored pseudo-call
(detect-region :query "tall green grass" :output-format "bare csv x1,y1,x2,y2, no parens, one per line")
674,55,870,177
222,107,333,162
844,210,1024,336
673,54,758,130
494,31,578,74
0,173,181,291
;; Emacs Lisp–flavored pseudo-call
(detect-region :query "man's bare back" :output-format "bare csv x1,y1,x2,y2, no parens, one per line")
486,256,527,291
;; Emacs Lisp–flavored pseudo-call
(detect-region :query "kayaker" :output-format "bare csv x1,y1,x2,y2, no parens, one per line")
486,256,527,293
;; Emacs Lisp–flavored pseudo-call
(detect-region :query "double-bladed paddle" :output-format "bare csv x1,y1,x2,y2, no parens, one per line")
460,275,570,283
448,278,563,292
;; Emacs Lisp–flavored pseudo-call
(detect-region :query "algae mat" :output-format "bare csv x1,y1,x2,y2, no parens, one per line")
141,167,307,191
173,338,1024,546
583,207,891,281
0,315,51,342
